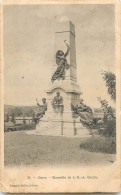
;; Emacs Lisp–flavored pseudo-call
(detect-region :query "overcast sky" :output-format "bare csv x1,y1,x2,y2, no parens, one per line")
3,4,115,107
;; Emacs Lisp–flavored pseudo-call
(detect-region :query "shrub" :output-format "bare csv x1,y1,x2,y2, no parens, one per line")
101,71,116,102
80,136,116,154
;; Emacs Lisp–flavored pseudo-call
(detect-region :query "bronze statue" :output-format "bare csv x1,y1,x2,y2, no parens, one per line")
35,98,47,123
52,92,63,108
51,92,64,114
51,40,70,83
72,98,94,126
37,98,47,113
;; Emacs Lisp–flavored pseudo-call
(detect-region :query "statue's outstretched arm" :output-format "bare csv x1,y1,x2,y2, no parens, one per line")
36,98,43,107
64,40,70,58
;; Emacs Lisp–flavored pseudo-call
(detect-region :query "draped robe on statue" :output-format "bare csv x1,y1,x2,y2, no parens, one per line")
72,102,94,125
51,57,69,82
51,42,70,83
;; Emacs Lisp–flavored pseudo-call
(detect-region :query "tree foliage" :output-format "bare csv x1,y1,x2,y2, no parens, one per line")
5,105,36,117
98,97,115,120
98,70,116,140
101,71,116,101
98,97,116,138
11,113,16,124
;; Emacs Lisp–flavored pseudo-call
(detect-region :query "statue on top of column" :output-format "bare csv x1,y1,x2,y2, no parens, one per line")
51,40,70,83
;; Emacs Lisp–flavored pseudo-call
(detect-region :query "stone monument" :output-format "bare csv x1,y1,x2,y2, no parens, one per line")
36,20,91,136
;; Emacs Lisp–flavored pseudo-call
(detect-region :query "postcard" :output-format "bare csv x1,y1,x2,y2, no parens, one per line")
0,0,120,193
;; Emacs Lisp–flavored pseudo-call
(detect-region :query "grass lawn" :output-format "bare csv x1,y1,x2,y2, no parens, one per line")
4,130,115,167
80,136,116,154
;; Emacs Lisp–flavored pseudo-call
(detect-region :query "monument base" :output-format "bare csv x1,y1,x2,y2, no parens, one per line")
36,116,92,137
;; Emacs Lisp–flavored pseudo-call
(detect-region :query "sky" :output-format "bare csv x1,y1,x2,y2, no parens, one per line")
3,4,115,107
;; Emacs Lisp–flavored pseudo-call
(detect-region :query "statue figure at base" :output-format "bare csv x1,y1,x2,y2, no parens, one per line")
34,98,47,124
52,92,64,114
72,99,94,128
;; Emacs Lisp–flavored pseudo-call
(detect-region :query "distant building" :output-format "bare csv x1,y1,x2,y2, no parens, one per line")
15,117,24,125
15,116,33,125
24,117,33,125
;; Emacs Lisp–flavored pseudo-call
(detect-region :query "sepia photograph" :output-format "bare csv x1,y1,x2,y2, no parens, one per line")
0,0,120,193
4,3,116,167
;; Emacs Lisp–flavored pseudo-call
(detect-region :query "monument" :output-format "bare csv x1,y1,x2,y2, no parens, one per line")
36,20,92,136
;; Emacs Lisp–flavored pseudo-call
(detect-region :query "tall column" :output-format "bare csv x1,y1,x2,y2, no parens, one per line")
52,21,77,83
36,21,89,136
47,20,82,111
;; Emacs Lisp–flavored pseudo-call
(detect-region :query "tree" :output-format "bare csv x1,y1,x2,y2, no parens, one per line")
11,113,16,124
4,114,9,122
98,97,115,121
98,71,116,142
32,112,36,124
15,107,22,116
101,71,116,101
23,118,26,125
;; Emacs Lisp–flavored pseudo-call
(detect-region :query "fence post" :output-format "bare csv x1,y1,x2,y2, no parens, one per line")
73,119,76,135
61,120,64,135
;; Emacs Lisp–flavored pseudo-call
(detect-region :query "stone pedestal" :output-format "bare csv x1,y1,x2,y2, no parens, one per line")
36,20,90,137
